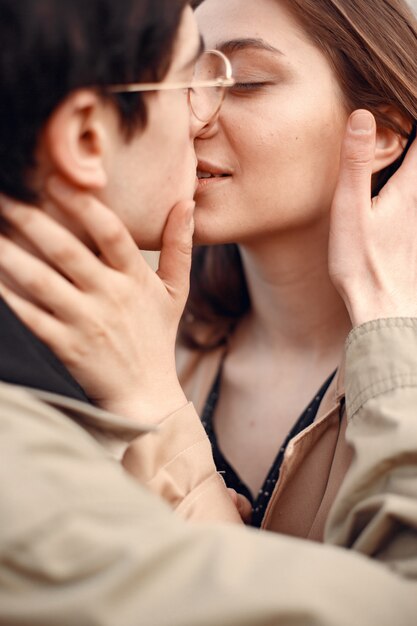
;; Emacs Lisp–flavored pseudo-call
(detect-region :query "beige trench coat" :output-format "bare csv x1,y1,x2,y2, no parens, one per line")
1,319,417,624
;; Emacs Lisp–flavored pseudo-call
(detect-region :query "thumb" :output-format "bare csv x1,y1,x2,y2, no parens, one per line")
157,200,195,297
227,488,252,523
333,110,376,213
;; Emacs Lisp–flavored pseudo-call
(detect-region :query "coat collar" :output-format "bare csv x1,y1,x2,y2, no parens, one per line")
313,351,346,424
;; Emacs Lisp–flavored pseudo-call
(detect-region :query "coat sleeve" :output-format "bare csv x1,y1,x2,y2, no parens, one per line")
325,318,417,578
125,319,417,582
1,383,416,626
123,401,243,523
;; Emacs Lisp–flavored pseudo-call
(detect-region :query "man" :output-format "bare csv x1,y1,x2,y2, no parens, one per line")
0,1,416,624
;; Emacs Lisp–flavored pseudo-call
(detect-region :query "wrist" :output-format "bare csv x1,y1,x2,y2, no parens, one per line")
102,382,188,425
345,296,417,328
345,296,387,328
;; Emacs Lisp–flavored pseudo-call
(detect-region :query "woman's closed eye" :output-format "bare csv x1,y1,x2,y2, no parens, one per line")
230,80,274,94
228,67,282,93
233,81,269,89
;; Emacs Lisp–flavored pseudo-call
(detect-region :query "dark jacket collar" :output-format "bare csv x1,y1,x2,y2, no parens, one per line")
0,297,89,403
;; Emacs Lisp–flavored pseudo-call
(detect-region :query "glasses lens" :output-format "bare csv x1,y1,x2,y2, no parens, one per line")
190,51,226,122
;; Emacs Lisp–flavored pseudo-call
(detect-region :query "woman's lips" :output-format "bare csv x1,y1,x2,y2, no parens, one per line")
197,175,230,190
196,160,233,193
197,160,232,192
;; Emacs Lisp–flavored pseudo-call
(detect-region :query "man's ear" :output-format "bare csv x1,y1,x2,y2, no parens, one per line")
373,107,412,174
43,90,109,189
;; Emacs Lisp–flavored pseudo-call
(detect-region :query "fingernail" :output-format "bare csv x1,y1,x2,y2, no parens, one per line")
349,110,374,134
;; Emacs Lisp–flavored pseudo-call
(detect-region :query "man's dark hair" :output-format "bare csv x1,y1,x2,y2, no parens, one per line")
0,0,189,202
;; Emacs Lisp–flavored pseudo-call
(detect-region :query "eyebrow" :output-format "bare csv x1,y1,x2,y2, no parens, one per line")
216,38,285,57
182,35,205,70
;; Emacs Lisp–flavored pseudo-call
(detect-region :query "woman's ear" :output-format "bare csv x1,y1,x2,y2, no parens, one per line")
373,107,412,174
43,90,109,189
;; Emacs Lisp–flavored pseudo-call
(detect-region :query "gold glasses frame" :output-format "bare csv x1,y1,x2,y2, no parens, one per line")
107,49,235,123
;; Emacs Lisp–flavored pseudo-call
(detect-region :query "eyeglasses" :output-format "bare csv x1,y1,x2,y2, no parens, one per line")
108,50,235,124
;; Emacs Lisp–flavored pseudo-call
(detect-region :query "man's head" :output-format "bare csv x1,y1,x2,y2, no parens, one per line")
0,0,203,248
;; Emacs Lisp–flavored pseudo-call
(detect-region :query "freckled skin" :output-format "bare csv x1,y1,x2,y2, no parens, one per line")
194,0,350,247
191,0,354,497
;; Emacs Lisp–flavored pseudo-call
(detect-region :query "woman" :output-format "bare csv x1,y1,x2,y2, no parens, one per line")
176,0,417,533
1,0,417,540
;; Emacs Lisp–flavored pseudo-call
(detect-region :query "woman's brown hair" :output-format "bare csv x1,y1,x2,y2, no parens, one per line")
180,0,417,350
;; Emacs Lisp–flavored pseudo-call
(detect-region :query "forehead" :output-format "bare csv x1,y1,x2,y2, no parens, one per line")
195,0,306,52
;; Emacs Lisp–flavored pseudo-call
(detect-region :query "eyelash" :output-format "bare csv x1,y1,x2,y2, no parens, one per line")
231,82,269,92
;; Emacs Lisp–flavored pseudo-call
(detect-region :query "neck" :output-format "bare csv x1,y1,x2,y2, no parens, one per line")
238,217,352,354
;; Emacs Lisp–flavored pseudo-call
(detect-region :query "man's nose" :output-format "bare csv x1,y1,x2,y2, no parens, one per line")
191,108,221,140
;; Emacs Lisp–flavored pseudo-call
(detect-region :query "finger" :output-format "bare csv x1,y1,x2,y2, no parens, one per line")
227,489,252,523
227,488,239,506
333,110,376,214
235,494,253,524
0,281,66,353
157,200,195,297
0,199,106,290
0,233,83,321
47,177,144,274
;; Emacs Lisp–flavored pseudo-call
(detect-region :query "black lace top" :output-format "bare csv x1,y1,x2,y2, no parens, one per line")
201,369,336,528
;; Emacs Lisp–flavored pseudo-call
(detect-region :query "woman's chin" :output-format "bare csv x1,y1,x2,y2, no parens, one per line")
193,223,235,247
